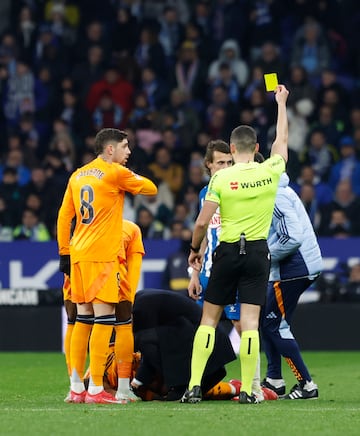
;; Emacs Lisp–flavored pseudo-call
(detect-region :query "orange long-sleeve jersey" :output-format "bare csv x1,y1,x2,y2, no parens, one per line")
121,219,145,294
57,157,157,262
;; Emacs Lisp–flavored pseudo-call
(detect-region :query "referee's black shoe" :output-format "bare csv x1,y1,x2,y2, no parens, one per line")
261,378,286,396
180,386,202,403
238,391,260,404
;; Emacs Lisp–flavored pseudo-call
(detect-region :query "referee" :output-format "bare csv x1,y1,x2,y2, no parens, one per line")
181,84,289,404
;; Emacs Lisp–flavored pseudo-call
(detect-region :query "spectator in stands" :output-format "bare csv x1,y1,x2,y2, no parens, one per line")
0,195,13,241
244,86,274,151
205,106,228,141
162,225,192,294
328,136,360,195
136,206,167,240
16,5,37,64
318,179,360,237
253,41,287,81
33,24,68,81
141,0,190,24
137,66,170,111
169,40,208,111
158,5,185,67
86,66,134,121
0,32,18,77
3,59,35,127
133,182,174,228
71,45,105,105
74,20,110,63
58,90,88,139
209,0,248,54
152,126,185,167
92,90,124,132
190,1,212,39
128,91,154,129
353,126,360,160
319,86,350,133
207,84,239,134
301,129,338,182
13,208,51,241
208,39,248,89
210,62,241,105
243,64,264,101
317,68,350,113
0,148,31,186
339,263,360,302
247,0,281,60
291,165,333,207
148,145,184,197
286,65,317,108
44,2,77,48
110,6,139,58
24,191,46,224
160,88,201,152
49,132,77,173
287,98,314,155
172,202,195,231
310,104,344,150
350,108,360,151
134,25,167,79
291,18,331,80
42,150,70,197
183,20,214,64
298,181,321,229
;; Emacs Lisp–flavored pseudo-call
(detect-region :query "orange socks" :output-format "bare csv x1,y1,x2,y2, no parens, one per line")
89,316,115,387
115,323,134,378
70,316,93,390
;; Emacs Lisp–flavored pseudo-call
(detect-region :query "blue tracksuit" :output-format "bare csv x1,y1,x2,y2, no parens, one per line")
261,173,323,382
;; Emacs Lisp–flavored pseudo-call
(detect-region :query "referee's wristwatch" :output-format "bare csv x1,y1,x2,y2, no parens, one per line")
190,244,200,253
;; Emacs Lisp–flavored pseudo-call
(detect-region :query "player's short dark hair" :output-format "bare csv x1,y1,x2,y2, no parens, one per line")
204,140,231,175
230,125,257,153
94,128,127,155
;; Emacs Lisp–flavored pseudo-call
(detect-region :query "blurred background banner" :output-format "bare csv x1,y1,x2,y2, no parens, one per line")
0,239,359,352
0,238,359,292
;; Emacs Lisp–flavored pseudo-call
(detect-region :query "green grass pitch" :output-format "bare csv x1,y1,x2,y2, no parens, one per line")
1,351,360,436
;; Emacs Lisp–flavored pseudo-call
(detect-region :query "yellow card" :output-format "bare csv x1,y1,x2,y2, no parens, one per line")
264,73,278,91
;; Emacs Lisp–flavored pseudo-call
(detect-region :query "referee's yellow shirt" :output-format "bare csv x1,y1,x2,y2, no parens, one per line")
205,154,285,242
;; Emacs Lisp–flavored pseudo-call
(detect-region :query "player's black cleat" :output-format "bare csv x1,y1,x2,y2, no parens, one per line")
180,386,202,403
238,391,260,404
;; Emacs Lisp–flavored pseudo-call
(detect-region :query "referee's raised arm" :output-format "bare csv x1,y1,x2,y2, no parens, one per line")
270,84,289,163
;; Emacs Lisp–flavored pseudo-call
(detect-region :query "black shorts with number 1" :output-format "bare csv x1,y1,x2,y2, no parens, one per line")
205,240,270,306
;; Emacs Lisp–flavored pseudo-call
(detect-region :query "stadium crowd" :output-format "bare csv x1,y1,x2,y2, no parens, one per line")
1,0,360,242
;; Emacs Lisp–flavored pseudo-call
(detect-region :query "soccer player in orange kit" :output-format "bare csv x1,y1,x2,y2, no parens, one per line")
57,128,157,404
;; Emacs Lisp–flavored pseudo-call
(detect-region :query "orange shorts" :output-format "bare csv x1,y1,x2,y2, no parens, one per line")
71,260,121,304
62,273,71,301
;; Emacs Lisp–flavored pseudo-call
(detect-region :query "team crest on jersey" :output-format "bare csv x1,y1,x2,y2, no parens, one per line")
230,181,238,190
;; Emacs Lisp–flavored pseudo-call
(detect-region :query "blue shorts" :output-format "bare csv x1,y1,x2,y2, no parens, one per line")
198,273,240,321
